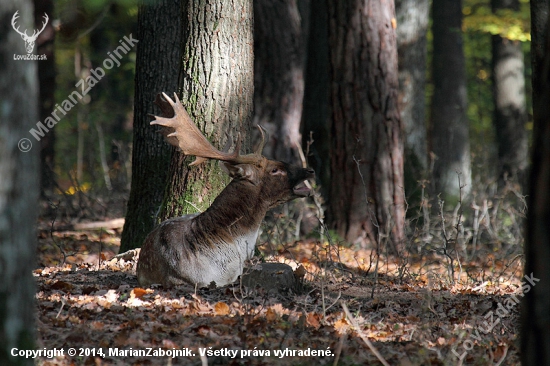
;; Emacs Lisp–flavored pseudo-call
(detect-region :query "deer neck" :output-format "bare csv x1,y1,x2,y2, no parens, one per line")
195,180,268,238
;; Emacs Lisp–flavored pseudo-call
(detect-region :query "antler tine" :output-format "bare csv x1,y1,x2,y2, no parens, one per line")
11,11,26,37
254,125,267,155
33,13,49,38
150,92,243,166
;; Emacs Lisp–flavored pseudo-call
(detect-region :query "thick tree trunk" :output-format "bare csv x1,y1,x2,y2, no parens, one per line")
302,0,330,196
430,0,471,204
530,0,549,108
491,0,528,188
120,0,181,252
159,0,254,221
0,1,39,364
34,0,56,194
521,4,550,364
253,0,305,164
327,0,405,253
396,0,429,199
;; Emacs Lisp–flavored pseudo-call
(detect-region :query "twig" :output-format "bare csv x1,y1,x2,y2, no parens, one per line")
184,200,203,213
494,345,508,366
496,254,524,279
437,196,455,282
453,172,465,281
341,302,389,366
56,299,66,318
472,281,488,292
332,332,346,366
199,346,208,366
50,218,125,232
324,291,342,313
98,228,104,270
352,153,382,299
48,200,66,265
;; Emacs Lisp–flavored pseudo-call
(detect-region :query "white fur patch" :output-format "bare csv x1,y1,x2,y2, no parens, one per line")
181,228,260,287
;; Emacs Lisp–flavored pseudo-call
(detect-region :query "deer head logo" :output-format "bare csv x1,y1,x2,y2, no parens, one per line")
11,11,49,54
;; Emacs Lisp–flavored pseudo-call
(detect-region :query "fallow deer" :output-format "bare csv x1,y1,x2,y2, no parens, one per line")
136,93,315,288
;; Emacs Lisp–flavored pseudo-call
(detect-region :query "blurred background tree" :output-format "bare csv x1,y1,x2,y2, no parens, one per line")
396,0,429,205
52,0,137,196
1,0,39,363
462,0,531,189
430,0,472,205
35,0,533,254
325,0,405,253
253,0,307,165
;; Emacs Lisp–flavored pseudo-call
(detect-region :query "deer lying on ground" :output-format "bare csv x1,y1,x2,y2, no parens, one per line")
136,93,315,288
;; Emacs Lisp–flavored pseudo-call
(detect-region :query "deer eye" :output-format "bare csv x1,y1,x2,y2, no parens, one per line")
271,168,279,174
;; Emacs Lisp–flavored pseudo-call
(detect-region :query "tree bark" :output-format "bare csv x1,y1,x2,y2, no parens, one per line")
34,0,56,194
253,0,305,164
521,4,550,364
302,0,330,196
530,0,549,109
158,0,254,221
396,0,429,199
327,0,405,253
0,1,39,364
491,0,528,188
120,0,181,252
430,0,471,204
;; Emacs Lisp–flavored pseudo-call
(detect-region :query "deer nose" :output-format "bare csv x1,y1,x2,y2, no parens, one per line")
305,168,315,177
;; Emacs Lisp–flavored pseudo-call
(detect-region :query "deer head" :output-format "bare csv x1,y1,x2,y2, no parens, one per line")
12,11,49,54
136,93,315,288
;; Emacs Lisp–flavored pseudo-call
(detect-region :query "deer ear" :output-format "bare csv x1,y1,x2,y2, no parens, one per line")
220,162,260,185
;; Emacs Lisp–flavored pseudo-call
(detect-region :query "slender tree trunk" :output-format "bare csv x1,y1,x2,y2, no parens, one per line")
159,0,254,221
302,0,330,196
491,0,528,188
0,1,39,364
88,5,136,191
327,0,405,253
253,0,305,164
120,0,181,252
396,0,429,199
521,4,550,364
34,0,56,194
430,0,471,204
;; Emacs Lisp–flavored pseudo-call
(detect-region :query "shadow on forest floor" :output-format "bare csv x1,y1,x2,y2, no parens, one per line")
35,224,523,365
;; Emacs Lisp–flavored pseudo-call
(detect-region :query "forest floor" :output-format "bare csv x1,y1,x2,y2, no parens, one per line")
34,211,526,366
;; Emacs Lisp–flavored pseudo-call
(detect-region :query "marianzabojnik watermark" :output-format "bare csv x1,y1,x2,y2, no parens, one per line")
451,272,540,361
18,34,138,153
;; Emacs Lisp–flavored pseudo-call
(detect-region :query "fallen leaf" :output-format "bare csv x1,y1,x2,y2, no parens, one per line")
214,301,230,316
294,265,307,279
334,315,350,334
307,312,321,329
266,308,278,322
131,288,148,299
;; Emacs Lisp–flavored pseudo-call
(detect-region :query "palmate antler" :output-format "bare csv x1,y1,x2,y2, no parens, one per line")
151,92,266,166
